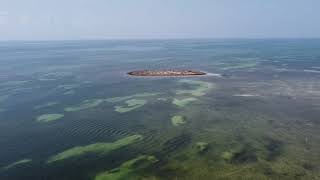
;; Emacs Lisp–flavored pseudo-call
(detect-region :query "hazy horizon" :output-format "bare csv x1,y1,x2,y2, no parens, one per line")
1,0,320,41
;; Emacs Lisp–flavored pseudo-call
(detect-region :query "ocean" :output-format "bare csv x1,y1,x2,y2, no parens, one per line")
0,39,320,180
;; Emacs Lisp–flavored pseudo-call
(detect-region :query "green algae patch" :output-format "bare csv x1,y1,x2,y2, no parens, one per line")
65,99,105,112
222,151,234,161
47,135,143,163
64,93,159,112
114,99,147,113
105,92,160,103
171,115,186,126
196,142,209,153
34,102,58,110
36,114,64,123
3,159,32,170
125,99,146,107
176,79,214,97
95,155,158,180
172,97,198,107
106,96,133,103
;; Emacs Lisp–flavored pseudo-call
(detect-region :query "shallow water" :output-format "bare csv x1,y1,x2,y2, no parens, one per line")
1,39,320,180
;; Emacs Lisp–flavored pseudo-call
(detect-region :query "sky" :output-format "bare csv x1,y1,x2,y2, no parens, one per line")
0,0,319,40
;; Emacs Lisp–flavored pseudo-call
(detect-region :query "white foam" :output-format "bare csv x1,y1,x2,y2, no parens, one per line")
304,70,320,73
233,94,260,97
274,68,289,72
206,73,222,77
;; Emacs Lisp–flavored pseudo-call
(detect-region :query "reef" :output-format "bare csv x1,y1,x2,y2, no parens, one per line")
161,134,191,154
64,90,75,95
2,159,32,170
47,135,143,163
114,99,146,113
34,102,59,110
128,70,206,76
222,151,234,161
221,144,260,164
195,142,209,153
170,80,214,109
171,115,186,126
95,155,158,180
36,114,64,122
105,93,160,103
64,99,105,112
172,97,198,107
63,93,160,112
176,79,214,96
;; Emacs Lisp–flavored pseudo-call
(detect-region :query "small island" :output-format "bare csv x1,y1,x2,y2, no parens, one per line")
127,70,206,76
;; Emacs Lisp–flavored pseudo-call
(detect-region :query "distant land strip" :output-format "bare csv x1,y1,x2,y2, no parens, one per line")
127,70,206,76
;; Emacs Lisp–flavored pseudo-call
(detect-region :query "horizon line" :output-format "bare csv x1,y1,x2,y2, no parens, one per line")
1,37,320,42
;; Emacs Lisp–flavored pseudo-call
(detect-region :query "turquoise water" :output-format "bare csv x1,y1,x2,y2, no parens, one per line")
0,39,320,179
